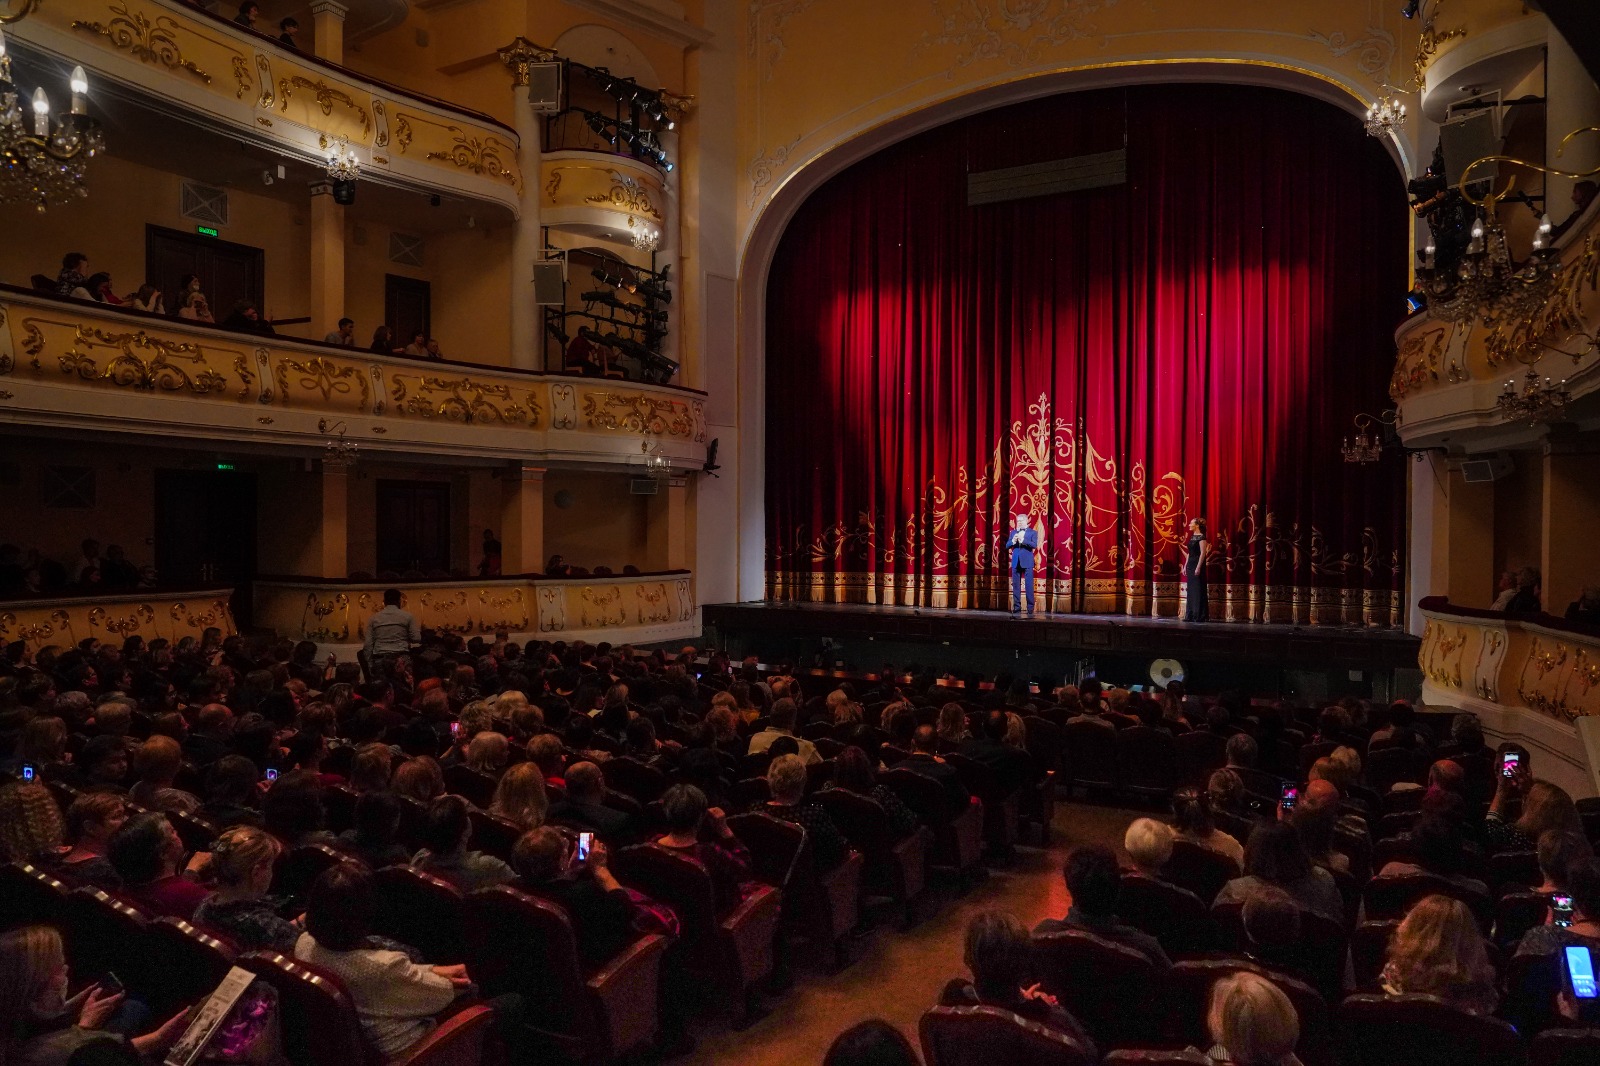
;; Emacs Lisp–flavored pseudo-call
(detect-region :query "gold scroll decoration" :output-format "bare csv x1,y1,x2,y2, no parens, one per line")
72,1,212,84
272,356,370,411
389,373,540,426
279,75,371,132
581,391,694,437
58,327,228,395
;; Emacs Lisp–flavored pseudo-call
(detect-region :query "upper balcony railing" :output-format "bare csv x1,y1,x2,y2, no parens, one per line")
10,0,522,212
0,284,708,468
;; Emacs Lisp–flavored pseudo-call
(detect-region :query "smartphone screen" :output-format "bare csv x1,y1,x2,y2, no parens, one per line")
1501,752,1521,778
1566,945,1598,999
450,721,461,738
1279,784,1298,810
99,971,124,996
264,768,279,782
576,832,593,863
1554,894,1575,928
21,763,35,783
1029,683,1040,694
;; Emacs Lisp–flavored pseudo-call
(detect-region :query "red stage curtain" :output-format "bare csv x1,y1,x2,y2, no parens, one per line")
765,85,1408,625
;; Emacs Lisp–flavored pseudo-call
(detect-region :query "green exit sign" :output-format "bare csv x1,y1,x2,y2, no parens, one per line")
196,226,219,237
215,462,236,471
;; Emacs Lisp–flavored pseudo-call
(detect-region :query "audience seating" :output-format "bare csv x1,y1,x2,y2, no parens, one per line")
1363,872,1493,930
442,765,499,810
1116,873,1216,956
728,811,863,969
1365,748,1430,795
601,756,669,804
1103,1053,1212,1065
63,886,152,994
143,917,237,1016
1486,850,1541,897
879,768,985,884
371,865,470,965
1350,920,1399,990
274,842,359,901
1116,727,1177,800
465,808,522,863
1211,902,1345,1004
817,788,929,925
944,752,1020,857
465,885,667,1061
918,1005,1095,1066
0,861,71,932
1033,929,1162,1049
610,842,782,1023
1495,892,1551,950
167,809,221,852
1062,722,1119,794
1529,1029,1600,1066
1337,993,1525,1066
236,950,372,1066
322,784,359,835
1174,731,1227,788
392,1004,497,1066
1160,840,1239,906
1164,959,1333,1066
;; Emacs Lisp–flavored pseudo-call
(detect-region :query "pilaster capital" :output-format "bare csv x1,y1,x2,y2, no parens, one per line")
309,1,349,21
497,36,559,88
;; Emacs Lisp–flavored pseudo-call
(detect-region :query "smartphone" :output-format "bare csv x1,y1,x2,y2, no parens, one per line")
576,832,593,863
1565,945,1598,1000
1554,894,1575,929
1029,683,1040,694
1279,783,1299,811
264,768,278,783
450,721,461,738
99,971,124,996
20,763,35,783
1501,751,1521,778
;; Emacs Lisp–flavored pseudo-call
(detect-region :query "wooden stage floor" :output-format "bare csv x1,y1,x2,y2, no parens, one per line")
700,601,1421,671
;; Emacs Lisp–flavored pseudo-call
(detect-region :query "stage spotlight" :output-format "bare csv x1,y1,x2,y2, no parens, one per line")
1401,0,1420,18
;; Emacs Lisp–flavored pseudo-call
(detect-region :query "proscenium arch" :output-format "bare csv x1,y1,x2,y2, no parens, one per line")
727,60,1416,601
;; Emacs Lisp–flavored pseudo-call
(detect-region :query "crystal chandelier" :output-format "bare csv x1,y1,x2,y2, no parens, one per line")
640,439,670,479
1496,366,1571,425
318,419,359,467
324,135,360,181
1416,193,1560,330
1341,411,1396,463
627,215,659,252
1363,92,1407,139
0,24,103,211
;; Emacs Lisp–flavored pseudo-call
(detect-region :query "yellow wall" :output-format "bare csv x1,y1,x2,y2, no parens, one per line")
542,469,649,571
0,440,160,573
1493,455,1544,579
0,153,310,325
256,462,326,576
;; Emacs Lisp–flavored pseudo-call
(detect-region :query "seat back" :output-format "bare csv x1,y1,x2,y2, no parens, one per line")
322,784,359,835
1366,747,1430,794
463,885,592,1036
1363,873,1492,929
1211,902,1346,1003
142,918,237,1015
1530,1028,1600,1066
817,788,894,855
273,842,358,900
611,843,718,942
1494,891,1550,950
943,753,1010,806
1337,992,1524,1066
727,811,808,890
1175,731,1228,787
166,809,220,853
1102,1053,1212,1065
1021,716,1065,778
1350,920,1400,989
879,766,959,826
0,861,72,931
1167,959,1333,1066
392,1003,495,1066
1062,721,1119,790
371,865,469,964
1116,727,1177,795
1032,928,1160,1048
1161,839,1240,906
236,950,369,1066
918,1005,1094,1066
1117,873,1215,955
442,764,497,809
602,756,669,804
63,886,151,990
465,808,522,862
1486,850,1541,897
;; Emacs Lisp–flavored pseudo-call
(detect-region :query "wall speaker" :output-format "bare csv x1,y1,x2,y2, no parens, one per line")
531,259,566,305
528,62,563,114
1459,452,1513,483
1440,109,1501,187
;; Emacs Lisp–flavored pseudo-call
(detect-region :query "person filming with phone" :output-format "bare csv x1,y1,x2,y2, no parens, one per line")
1484,751,1583,854
510,827,641,968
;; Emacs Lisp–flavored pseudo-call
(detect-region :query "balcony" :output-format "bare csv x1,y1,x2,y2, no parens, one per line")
9,0,521,213
0,284,708,468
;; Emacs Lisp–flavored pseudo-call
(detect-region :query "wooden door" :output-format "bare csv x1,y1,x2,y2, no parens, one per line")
384,275,431,348
146,226,265,319
375,480,451,575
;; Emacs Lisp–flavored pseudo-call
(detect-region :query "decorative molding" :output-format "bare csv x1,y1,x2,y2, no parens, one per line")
1307,26,1396,84
562,0,712,49
581,389,696,438
748,0,817,79
495,35,558,88
748,135,800,208
424,127,518,188
279,74,372,132
583,171,662,220
914,0,1112,71
71,1,213,84
0,590,236,650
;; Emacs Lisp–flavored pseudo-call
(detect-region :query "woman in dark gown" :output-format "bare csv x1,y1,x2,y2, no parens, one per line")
1183,518,1209,622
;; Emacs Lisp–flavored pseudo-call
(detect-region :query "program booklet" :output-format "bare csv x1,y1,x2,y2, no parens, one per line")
162,965,257,1066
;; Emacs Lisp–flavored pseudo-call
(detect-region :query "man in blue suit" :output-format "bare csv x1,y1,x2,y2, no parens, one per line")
1007,512,1039,617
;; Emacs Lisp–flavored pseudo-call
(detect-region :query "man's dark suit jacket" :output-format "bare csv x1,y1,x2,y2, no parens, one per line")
550,798,636,844
895,752,971,815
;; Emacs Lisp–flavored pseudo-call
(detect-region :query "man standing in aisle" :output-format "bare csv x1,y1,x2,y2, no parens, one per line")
364,588,419,680
1008,512,1038,617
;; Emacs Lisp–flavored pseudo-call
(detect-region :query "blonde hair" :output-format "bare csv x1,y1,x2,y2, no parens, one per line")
1384,895,1498,1014
0,926,66,1050
489,762,548,830
466,731,509,773
767,753,807,804
1124,818,1174,874
937,703,968,742
0,783,64,862
392,756,445,803
1518,780,1581,841
1327,747,1362,788
1004,711,1027,748
133,734,182,782
1209,971,1299,1065
209,825,282,887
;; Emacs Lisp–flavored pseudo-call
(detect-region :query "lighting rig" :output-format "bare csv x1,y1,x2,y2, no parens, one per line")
543,253,678,383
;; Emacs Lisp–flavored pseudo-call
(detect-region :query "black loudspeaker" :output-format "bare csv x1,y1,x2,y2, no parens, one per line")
332,180,357,205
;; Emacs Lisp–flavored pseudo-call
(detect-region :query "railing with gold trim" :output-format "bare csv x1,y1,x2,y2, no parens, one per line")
8,0,521,212
254,572,697,649
1418,596,1600,722
0,589,238,651
0,286,708,468
1393,203,1600,449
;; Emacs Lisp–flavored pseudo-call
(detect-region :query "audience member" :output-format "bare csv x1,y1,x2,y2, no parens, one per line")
410,794,514,892
760,753,849,870
0,781,65,864
106,812,209,920
1505,566,1542,614
60,792,125,887
192,825,298,953
1214,822,1342,925
369,325,404,355
895,724,970,814
128,736,200,814
1380,894,1498,1014
1535,829,1595,896
233,2,259,27
1202,970,1304,1066
1377,815,1487,896
338,790,411,868
550,760,635,842
829,744,920,839
489,761,548,830
221,300,274,335
1035,845,1171,967
652,783,752,913
823,1020,922,1066
54,252,89,297
176,288,212,322
277,16,300,48
1124,817,1174,878
1486,774,1581,852
511,826,639,967
1566,586,1600,625
747,697,820,764
1516,856,1600,958
941,910,1097,1053
403,332,429,357
323,317,355,346
1489,570,1519,611
1172,786,1245,867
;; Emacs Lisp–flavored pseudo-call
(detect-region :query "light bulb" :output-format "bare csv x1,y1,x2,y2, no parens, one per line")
70,66,87,114
32,87,50,136
1471,218,1484,239
1538,213,1552,235
0,26,8,61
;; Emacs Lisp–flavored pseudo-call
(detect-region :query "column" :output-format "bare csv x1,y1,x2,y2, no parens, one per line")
646,477,689,571
497,38,556,371
318,461,351,578
1546,26,1600,225
309,1,348,64
500,463,546,574
308,181,344,339
1442,465,1496,608
1542,448,1600,614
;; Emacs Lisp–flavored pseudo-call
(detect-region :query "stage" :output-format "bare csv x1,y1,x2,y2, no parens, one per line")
700,601,1423,699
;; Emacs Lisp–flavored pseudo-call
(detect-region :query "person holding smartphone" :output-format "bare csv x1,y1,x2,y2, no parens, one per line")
509,827,639,968
1515,857,1600,962
1485,760,1583,854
